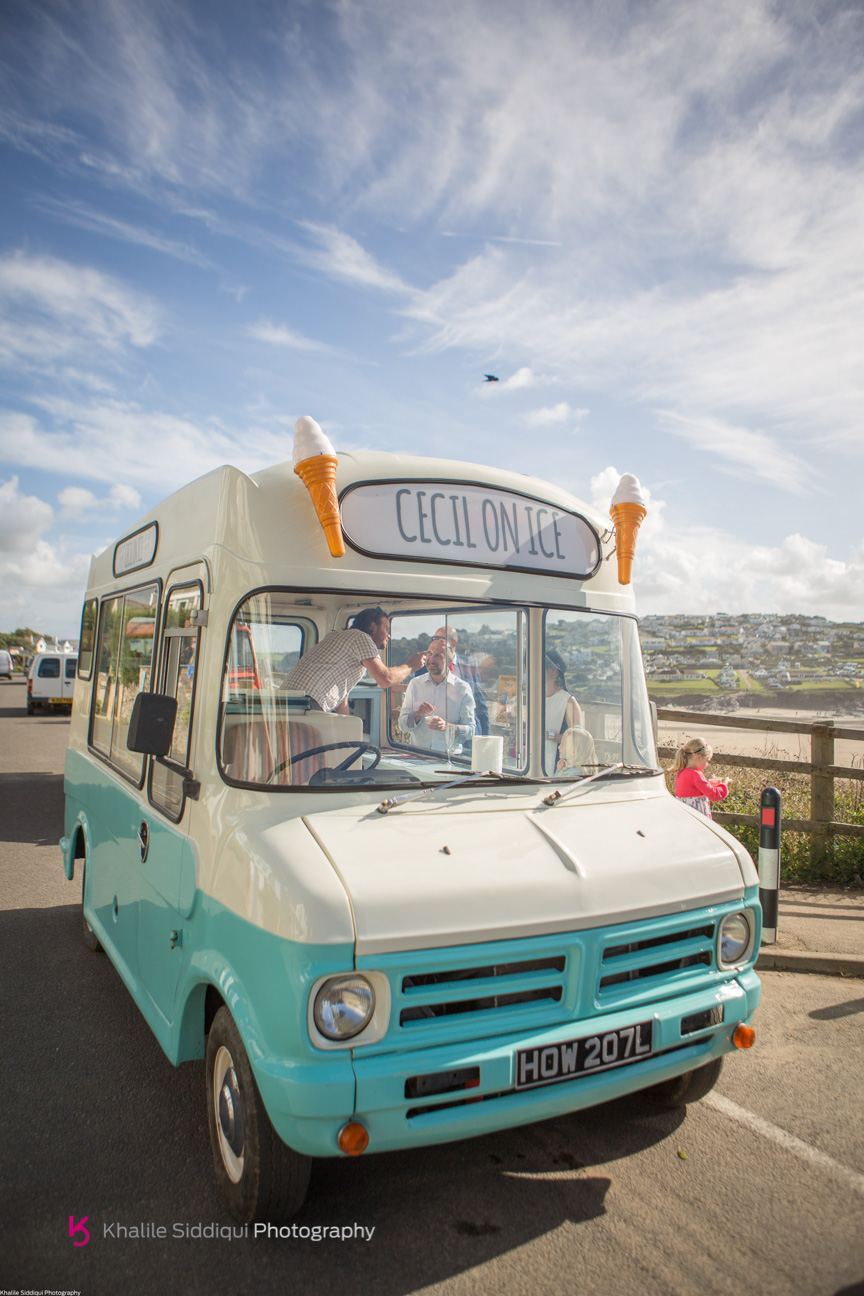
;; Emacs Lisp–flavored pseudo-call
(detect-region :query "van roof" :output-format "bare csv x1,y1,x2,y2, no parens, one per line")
84,451,635,612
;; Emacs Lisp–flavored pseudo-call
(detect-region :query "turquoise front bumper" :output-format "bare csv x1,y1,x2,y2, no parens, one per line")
257,965,760,1158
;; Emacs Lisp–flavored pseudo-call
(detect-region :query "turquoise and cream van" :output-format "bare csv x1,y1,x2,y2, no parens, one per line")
62,423,761,1223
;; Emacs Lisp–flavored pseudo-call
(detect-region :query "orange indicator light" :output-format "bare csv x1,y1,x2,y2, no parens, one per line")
733,1024,756,1049
337,1122,370,1156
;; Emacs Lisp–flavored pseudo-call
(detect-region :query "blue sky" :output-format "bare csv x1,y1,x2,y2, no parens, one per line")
1,0,862,637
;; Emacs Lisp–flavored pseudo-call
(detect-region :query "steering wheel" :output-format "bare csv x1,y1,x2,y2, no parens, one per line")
267,741,381,784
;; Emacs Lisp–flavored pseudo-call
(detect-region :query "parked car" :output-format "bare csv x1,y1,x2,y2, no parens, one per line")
27,652,77,714
0,649,13,681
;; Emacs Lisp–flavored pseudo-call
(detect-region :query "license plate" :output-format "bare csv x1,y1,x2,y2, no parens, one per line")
515,1021,653,1090
50,698,72,705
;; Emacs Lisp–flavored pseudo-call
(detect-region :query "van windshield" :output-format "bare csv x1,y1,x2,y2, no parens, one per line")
218,592,655,790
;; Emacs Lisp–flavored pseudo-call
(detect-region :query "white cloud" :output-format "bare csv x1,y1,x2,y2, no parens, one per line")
58,482,142,519
0,401,290,493
0,540,93,635
0,477,54,553
585,466,864,617
0,252,160,368
37,198,215,269
503,368,538,390
297,223,410,295
248,320,335,353
658,412,813,495
57,486,100,520
109,483,142,511
525,402,585,428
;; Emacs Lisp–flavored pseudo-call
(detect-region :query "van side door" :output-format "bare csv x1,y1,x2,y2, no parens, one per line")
87,584,160,982
137,581,204,1029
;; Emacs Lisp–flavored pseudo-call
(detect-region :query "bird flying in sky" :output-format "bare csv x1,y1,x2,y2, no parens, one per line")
483,374,499,382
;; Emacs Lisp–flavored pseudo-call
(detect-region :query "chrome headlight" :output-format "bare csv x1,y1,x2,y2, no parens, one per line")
313,975,375,1040
718,912,752,967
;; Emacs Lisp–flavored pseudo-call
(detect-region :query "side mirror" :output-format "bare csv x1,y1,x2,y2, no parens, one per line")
127,692,177,756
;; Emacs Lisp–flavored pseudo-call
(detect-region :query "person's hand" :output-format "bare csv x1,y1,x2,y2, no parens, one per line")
415,702,435,721
406,650,428,671
426,715,446,731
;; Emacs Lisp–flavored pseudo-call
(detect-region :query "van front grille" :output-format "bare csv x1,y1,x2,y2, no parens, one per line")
399,955,568,1029
598,922,716,1000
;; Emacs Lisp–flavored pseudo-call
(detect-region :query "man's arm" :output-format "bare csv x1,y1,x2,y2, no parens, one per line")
364,650,426,690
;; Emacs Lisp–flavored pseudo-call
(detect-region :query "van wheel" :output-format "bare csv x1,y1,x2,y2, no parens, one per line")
206,1007,311,1223
646,1056,723,1107
81,863,102,952
26,698,34,715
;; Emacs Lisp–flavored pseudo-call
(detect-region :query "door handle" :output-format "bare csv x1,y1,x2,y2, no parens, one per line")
138,820,150,862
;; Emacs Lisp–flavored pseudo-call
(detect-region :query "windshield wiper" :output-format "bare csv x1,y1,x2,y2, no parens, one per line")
376,769,529,814
540,763,662,807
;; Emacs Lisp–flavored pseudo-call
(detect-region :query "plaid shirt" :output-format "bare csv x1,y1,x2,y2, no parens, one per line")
285,628,379,712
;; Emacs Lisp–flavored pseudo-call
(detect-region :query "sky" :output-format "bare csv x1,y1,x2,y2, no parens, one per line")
1,0,863,638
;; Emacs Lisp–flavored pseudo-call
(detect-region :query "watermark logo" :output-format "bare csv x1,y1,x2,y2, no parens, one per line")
69,1214,90,1247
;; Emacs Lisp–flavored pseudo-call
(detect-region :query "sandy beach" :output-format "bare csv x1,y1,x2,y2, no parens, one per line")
657,706,864,768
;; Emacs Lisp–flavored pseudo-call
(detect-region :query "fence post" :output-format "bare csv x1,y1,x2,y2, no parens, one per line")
810,722,835,871
758,787,781,944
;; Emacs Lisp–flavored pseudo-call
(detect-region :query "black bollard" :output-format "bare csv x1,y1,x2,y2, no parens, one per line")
758,786,781,944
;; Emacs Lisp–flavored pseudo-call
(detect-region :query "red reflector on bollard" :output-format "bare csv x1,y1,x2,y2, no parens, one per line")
761,808,775,827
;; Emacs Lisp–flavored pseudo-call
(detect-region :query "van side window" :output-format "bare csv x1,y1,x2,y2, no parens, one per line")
38,658,60,678
77,599,97,679
150,584,202,818
90,584,160,782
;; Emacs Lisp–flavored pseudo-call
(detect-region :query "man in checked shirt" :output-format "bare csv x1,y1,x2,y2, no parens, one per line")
286,607,427,714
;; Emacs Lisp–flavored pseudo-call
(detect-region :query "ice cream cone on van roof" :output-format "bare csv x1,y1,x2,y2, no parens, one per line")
610,473,647,586
292,416,345,558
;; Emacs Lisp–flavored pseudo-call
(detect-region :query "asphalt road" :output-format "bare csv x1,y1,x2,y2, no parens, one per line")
2,675,863,1296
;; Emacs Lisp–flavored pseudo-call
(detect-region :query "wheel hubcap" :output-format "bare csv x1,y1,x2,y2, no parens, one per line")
213,1046,245,1182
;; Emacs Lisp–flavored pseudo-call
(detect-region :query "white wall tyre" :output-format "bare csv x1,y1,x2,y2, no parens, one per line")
206,1006,311,1223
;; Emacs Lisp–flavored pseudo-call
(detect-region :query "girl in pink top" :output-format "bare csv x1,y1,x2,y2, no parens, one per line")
669,736,730,819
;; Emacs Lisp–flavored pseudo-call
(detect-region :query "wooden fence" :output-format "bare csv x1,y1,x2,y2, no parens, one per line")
655,708,864,857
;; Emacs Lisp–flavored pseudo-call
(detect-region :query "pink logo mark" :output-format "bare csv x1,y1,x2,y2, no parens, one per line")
69,1215,90,1246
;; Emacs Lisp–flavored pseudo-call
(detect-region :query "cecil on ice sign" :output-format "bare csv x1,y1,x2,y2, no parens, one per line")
60,416,761,1226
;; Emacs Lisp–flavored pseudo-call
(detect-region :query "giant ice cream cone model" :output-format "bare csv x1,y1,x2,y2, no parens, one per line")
292,416,345,557
610,473,647,585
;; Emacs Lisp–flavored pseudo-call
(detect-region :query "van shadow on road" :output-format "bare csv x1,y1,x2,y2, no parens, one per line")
3,901,685,1296
0,771,65,844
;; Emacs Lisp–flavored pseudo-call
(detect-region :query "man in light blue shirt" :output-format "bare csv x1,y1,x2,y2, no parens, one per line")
399,634,475,754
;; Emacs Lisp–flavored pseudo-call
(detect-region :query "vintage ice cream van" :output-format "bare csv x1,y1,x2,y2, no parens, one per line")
61,420,761,1223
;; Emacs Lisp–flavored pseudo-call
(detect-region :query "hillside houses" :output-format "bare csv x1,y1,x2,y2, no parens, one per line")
636,612,864,689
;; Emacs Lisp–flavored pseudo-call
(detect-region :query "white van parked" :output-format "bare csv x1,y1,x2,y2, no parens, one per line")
0,649,13,681
28,651,77,713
